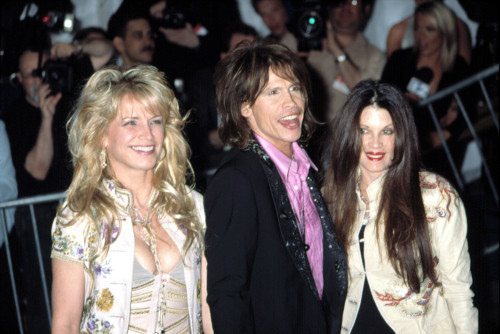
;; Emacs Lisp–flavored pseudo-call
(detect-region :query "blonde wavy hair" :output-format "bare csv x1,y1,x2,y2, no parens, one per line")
61,65,202,259
414,1,458,72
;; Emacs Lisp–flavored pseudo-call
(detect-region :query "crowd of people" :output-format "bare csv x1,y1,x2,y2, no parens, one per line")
0,0,497,333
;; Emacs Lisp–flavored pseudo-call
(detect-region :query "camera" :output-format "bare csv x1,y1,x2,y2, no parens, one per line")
160,6,186,29
37,59,73,94
36,10,75,33
295,0,328,51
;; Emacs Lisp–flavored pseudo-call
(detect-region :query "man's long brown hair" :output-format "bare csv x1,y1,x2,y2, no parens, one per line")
323,80,438,292
214,39,317,150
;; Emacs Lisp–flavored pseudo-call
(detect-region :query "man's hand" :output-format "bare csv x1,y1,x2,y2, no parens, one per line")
50,42,79,58
159,23,200,48
24,83,60,180
39,84,62,120
322,21,343,57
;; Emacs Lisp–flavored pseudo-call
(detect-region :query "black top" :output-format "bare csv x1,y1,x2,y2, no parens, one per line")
381,48,473,148
351,224,394,333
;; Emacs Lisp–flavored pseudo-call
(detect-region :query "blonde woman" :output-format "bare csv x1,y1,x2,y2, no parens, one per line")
381,1,472,150
50,65,212,333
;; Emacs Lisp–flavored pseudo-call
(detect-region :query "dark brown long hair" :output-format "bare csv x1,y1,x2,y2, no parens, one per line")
214,38,317,149
323,79,438,292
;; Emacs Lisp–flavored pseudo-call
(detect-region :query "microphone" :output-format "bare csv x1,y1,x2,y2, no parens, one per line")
406,67,434,99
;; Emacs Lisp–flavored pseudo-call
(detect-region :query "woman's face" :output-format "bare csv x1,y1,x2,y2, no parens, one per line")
103,95,164,180
358,106,395,185
414,13,442,58
257,0,289,38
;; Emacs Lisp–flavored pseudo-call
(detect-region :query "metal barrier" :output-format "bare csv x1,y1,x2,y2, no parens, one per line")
419,64,499,206
0,192,66,334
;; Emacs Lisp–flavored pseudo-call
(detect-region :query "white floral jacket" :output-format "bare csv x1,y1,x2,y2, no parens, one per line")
51,180,205,333
341,171,478,333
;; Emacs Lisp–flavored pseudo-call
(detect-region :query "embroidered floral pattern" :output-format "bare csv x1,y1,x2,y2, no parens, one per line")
52,222,88,262
82,312,114,334
197,278,202,333
96,288,114,312
102,223,119,243
420,173,458,223
375,278,437,317
94,260,112,278
374,256,441,317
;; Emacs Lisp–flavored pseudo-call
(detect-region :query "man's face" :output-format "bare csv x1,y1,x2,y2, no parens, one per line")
81,32,107,44
257,0,288,38
116,18,155,68
17,51,47,106
329,0,366,35
241,69,304,156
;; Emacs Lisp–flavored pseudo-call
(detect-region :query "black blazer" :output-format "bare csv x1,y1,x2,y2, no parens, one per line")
204,142,347,333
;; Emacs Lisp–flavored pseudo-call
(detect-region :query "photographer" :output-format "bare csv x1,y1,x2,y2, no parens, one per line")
251,0,298,51
50,27,115,82
4,50,69,195
115,0,235,99
252,0,384,123
2,48,71,333
306,0,385,122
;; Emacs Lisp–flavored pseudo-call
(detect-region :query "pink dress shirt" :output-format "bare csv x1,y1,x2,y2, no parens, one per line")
255,134,324,298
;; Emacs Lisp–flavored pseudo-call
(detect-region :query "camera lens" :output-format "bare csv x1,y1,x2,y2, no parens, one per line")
50,70,61,81
298,10,324,38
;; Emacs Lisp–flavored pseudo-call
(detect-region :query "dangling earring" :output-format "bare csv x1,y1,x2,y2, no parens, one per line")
100,149,107,169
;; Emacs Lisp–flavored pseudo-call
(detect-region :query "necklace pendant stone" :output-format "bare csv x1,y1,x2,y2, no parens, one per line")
304,244,310,251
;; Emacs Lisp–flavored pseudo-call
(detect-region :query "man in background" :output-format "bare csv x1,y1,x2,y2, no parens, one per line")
107,10,155,69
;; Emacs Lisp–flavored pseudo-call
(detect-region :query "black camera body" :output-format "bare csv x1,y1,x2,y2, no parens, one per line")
39,59,73,94
295,0,329,52
160,6,186,29
36,10,75,33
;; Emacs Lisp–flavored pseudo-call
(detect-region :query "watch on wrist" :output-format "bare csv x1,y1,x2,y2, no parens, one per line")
73,41,83,55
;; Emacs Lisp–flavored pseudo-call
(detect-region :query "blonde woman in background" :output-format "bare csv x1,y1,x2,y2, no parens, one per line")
381,1,473,151
50,65,212,333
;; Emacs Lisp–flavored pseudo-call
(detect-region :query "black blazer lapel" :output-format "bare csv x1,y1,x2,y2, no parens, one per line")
307,173,347,298
249,143,320,301
307,172,348,332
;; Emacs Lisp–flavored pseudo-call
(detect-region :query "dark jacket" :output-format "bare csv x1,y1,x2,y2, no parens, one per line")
204,142,347,333
381,47,473,141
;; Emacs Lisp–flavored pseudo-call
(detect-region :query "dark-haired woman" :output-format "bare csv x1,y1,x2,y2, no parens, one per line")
323,79,477,333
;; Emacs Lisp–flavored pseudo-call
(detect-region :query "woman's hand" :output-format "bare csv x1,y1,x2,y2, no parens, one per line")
440,101,459,128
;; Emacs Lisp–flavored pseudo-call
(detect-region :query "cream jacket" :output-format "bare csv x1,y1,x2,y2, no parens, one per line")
341,171,478,333
51,180,205,333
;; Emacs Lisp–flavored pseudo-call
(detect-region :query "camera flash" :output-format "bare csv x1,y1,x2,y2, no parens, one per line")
63,13,74,33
